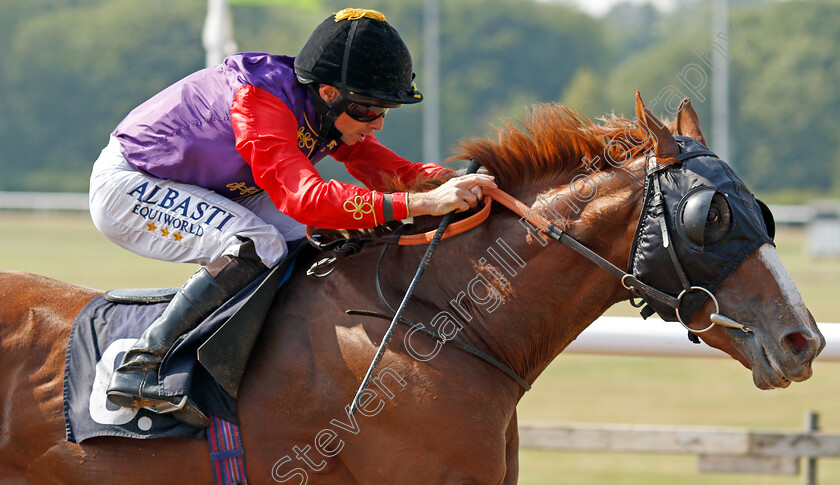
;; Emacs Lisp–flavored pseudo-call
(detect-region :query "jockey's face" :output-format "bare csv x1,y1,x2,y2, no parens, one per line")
334,111,384,145
319,85,386,145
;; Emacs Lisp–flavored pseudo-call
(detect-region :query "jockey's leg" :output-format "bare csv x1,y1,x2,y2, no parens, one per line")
106,249,266,425
89,136,300,427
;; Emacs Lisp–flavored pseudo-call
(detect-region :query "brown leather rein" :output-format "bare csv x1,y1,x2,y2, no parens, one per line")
304,187,537,391
322,185,749,333
305,186,689,318
304,187,528,246
306,184,751,322
305,184,749,393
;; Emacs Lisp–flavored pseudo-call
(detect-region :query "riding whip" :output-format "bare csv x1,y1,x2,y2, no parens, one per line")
349,159,481,415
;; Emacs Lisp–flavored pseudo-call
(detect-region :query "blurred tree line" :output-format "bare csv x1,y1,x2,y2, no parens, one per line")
0,0,838,199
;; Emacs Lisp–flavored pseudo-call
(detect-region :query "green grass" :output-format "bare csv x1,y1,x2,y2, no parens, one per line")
518,451,818,485
0,211,195,289
2,211,838,484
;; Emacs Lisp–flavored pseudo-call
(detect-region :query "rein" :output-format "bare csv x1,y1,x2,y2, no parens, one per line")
355,155,752,337
362,186,685,315
370,178,752,336
307,157,754,394
483,176,750,335
348,160,484,415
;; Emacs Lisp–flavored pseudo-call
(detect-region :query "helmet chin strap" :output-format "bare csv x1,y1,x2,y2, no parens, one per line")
307,84,347,142
313,18,362,143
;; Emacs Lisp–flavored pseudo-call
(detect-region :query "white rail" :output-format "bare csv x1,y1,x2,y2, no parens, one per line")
0,191,88,211
568,316,840,361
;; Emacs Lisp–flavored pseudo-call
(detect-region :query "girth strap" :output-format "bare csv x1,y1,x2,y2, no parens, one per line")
207,415,248,485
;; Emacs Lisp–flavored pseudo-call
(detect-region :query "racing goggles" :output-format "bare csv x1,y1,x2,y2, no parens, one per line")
344,102,389,122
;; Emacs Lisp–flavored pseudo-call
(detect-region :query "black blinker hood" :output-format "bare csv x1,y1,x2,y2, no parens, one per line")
627,136,774,322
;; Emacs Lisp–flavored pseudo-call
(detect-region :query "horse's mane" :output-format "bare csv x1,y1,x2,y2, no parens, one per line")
314,103,659,241
450,103,657,192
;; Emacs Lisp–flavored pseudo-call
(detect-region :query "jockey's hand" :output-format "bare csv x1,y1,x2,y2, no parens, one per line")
408,174,497,216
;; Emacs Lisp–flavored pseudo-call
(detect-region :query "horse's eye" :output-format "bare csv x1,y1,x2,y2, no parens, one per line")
707,209,719,224
703,193,732,246
680,190,732,249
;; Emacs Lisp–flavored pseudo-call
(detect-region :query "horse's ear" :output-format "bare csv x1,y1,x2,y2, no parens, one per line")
675,98,707,146
635,91,679,159
634,90,646,124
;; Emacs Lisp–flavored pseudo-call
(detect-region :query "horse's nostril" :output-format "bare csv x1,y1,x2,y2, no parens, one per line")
786,332,809,352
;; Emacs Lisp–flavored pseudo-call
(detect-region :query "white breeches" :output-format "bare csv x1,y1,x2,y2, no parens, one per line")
89,136,304,268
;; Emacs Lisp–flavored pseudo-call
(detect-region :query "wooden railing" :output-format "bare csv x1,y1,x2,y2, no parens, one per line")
520,411,830,483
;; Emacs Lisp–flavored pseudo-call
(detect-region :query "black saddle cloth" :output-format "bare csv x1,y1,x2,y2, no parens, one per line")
62,255,300,443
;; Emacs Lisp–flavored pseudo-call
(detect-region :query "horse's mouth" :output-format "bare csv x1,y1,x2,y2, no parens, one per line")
753,346,793,390
748,326,819,390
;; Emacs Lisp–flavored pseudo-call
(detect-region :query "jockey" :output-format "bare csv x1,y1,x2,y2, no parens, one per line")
88,8,495,425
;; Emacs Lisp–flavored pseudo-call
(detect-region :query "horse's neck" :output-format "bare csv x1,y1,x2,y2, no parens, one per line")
424,162,646,386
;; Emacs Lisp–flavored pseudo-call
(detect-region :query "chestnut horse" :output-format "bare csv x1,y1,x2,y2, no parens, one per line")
0,95,824,484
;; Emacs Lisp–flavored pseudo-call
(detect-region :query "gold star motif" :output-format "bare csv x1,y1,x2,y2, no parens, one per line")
160,227,170,238
146,222,157,233
173,232,183,242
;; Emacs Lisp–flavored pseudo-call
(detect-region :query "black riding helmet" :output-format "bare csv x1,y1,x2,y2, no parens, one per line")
295,8,422,140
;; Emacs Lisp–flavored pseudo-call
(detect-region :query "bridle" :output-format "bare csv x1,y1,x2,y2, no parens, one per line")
307,145,774,390
355,159,755,334
481,183,752,335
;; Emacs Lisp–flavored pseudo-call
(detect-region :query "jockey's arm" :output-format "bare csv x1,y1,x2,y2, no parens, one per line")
331,136,496,215
232,85,405,229
330,135,450,191
232,85,495,227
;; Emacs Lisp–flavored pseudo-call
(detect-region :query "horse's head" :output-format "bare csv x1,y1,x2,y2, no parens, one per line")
450,95,822,390
631,93,825,389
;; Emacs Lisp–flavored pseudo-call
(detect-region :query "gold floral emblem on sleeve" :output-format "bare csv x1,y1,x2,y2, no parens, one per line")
343,195,374,221
298,126,315,151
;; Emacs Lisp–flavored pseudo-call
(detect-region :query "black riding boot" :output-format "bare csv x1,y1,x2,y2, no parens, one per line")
106,254,266,427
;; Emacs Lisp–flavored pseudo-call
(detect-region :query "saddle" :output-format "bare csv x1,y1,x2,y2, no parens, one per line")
63,242,310,442
102,245,301,399
103,258,293,399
